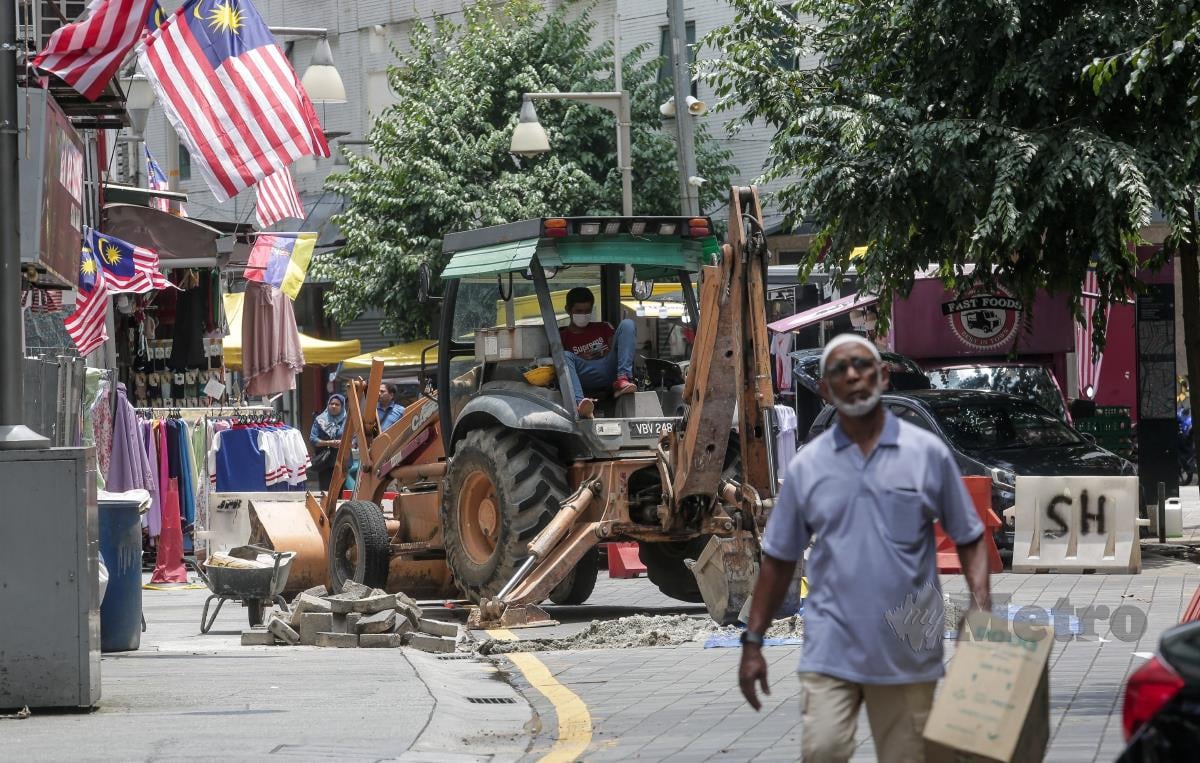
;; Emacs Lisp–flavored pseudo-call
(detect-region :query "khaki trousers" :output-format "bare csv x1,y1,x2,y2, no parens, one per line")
799,672,935,763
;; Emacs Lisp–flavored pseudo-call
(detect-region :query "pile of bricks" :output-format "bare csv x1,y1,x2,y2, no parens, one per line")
240,580,461,652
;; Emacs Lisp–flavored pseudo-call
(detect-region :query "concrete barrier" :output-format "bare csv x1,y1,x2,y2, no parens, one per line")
1006,476,1149,573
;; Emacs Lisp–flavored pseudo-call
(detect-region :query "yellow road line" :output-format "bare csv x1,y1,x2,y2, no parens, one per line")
489,628,592,762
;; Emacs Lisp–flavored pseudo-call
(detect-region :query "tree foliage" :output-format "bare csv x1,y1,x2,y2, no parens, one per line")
318,0,733,340
704,0,1169,347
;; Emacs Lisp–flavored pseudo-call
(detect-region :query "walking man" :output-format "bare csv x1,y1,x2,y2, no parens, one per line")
739,334,992,762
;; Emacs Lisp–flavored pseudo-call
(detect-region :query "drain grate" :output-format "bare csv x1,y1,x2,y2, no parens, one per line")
437,654,476,660
466,696,518,705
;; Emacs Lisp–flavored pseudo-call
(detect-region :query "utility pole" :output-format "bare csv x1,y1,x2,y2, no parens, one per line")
668,0,699,217
0,1,48,448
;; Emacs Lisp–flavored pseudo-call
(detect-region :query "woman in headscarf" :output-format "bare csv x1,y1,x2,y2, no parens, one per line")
309,394,346,491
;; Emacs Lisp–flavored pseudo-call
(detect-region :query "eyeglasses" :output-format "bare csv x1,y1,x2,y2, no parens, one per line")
824,356,878,378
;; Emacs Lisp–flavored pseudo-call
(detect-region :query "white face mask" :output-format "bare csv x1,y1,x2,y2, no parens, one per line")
571,313,590,328
830,379,883,418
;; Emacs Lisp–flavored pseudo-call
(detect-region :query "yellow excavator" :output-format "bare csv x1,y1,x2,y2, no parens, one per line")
247,186,798,625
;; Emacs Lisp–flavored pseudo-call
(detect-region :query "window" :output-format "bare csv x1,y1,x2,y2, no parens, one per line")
178,142,191,181
888,403,934,432
657,21,697,99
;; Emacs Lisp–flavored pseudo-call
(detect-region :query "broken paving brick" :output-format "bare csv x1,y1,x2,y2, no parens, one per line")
315,632,358,648
329,592,401,615
267,616,300,645
299,612,335,645
286,593,332,627
417,618,460,638
356,609,397,635
359,633,405,648
405,633,457,653
241,629,277,646
393,618,415,636
338,580,372,599
295,585,328,601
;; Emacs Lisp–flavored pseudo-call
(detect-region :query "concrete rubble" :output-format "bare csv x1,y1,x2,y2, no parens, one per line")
242,583,463,652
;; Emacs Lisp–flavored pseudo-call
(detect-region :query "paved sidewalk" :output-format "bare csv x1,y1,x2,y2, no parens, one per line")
496,563,1200,762
1,576,530,762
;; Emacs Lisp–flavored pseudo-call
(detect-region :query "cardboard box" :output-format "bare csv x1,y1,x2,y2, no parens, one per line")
924,612,1052,762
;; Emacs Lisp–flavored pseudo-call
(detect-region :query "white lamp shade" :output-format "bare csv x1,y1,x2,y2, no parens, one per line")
510,99,549,157
122,74,156,110
301,38,346,103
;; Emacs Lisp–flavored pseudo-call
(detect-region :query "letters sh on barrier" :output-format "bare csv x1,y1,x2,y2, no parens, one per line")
1007,476,1148,573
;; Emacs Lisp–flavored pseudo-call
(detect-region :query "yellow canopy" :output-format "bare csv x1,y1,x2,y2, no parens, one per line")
620,300,687,318
342,340,441,369
221,292,362,367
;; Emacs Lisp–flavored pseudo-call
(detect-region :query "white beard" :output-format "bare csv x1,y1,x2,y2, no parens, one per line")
831,383,883,417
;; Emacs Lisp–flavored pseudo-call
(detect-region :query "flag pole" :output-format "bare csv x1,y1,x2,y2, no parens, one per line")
0,0,49,449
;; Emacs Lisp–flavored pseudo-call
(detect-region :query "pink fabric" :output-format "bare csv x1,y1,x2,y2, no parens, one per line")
151,422,188,583
242,281,304,397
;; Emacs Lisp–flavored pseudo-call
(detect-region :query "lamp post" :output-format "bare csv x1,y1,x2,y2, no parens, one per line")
510,91,633,217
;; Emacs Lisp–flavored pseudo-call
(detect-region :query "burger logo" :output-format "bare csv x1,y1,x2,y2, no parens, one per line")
940,286,1022,350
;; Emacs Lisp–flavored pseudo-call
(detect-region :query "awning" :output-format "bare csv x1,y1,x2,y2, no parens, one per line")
102,204,224,266
342,340,441,369
767,291,879,333
441,234,715,280
221,293,361,367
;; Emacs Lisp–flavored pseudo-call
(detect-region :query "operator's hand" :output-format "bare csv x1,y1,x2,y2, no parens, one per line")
577,348,602,360
739,647,770,711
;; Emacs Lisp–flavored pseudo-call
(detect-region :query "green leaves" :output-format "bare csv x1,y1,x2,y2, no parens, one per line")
318,0,733,340
705,0,1172,350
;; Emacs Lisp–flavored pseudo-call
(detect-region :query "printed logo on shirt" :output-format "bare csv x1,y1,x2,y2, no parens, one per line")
570,336,609,356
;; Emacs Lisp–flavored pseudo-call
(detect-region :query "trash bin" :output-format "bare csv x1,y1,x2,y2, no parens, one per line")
98,494,145,652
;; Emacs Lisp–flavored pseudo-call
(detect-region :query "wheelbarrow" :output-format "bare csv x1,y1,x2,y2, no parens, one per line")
195,545,296,633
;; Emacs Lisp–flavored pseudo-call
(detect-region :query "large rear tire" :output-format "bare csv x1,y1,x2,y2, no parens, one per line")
639,538,708,603
548,547,600,605
441,428,569,602
328,500,391,592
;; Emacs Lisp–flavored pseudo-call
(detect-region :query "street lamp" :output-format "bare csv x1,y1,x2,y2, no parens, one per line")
510,91,633,217
300,37,346,104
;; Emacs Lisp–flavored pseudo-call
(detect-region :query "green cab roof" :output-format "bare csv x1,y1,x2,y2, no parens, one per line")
439,217,720,280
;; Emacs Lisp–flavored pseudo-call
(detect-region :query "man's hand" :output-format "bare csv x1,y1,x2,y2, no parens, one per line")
577,348,603,360
739,647,770,711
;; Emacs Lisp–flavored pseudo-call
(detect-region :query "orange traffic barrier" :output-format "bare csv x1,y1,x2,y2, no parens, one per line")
1183,585,1200,623
935,476,1004,574
606,542,646,578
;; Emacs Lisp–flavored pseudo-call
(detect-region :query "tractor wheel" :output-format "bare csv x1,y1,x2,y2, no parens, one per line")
639,537,709,603
328,501,391,592
548,547,600,605
442,428,568,603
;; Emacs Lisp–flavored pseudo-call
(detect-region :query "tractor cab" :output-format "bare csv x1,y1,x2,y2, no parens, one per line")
436,216,719,461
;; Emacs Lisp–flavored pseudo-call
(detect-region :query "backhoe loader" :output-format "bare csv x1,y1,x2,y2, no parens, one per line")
249,186,794,625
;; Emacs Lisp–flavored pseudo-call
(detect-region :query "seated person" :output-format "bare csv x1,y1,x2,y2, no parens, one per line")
559,287,635,418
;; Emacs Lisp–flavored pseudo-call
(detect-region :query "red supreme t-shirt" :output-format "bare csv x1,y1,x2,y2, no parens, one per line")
560,323,614,357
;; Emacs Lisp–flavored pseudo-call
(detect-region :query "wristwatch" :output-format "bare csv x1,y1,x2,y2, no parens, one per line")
740,630,765,647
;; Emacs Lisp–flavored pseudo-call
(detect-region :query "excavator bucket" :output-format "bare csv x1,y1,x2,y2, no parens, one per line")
687,533,759,626
687,533,806,626
467,603,557,630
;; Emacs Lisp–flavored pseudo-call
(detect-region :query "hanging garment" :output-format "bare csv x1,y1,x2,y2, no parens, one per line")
212,427,270,492
151,422,188,583
177,420,196,527
770,332,794,392
169,278,209,370
242,281,305,397
142,420,162,537
90,380,114,483
774,404,798,474
106,384,158,505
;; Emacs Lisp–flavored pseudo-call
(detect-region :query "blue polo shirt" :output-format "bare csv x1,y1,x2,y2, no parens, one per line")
762,410,984,684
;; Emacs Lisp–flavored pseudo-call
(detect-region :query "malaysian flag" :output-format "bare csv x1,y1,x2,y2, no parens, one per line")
144,145,171,212
135,0,330,203
64,244,110,356
86,227,174,293
255,166,304,228
1076,270,1110,399
32,0,159,101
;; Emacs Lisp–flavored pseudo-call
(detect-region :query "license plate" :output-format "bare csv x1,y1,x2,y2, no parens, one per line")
629,420,674,439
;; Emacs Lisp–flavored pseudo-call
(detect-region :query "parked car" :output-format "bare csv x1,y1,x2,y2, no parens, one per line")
805,390,1137,548
925,362,1071,423
1117,619,1200,761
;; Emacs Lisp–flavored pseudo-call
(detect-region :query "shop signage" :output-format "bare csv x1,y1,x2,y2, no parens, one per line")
940,286,1023,350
